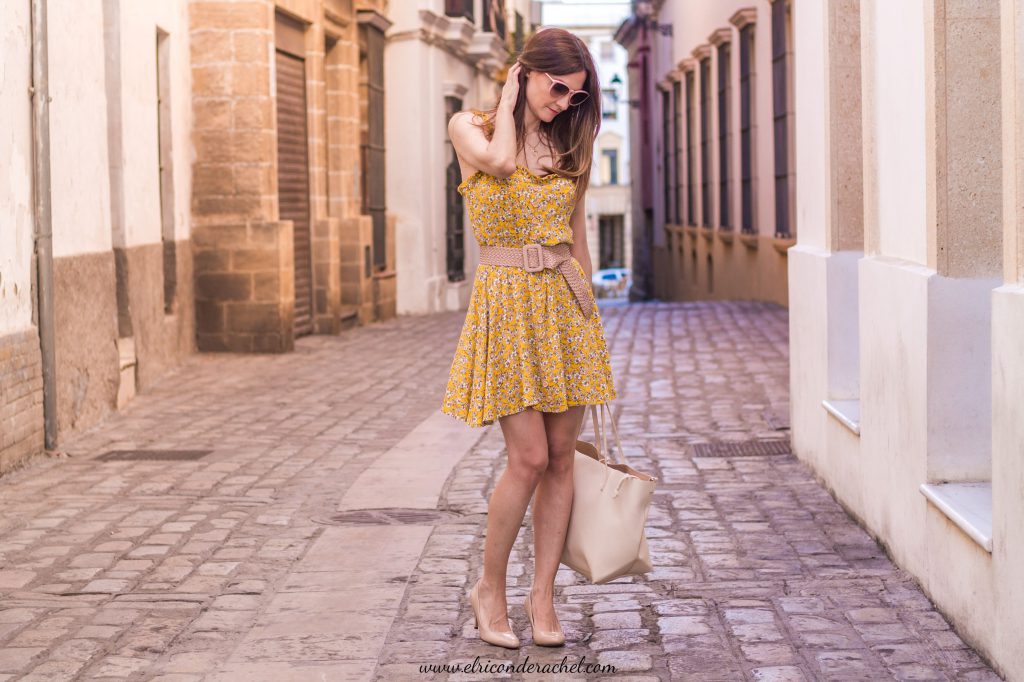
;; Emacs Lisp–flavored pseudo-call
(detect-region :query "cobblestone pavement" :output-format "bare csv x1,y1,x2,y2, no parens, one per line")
0,300,1003,681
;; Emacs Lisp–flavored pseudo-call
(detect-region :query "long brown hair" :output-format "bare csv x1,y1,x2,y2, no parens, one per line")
471,27,602,201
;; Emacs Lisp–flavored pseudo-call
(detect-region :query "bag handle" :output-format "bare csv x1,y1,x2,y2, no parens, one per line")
588,402,630,468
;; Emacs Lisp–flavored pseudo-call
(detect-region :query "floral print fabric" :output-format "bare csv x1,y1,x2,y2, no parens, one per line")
441,166,618,427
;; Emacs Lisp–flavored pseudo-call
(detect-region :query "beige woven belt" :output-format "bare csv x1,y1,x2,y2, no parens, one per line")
477,242,595,319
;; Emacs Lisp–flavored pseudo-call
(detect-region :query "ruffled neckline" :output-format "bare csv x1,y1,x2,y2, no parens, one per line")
457,165,570,194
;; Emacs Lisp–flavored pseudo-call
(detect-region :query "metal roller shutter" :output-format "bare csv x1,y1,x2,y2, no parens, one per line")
275,48,313,337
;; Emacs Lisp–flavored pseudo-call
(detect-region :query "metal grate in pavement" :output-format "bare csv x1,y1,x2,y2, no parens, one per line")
690,440,792,458
94,449,213,462
318,508,463,526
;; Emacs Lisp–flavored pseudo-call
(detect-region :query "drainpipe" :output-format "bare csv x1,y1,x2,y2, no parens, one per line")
31,0,58,450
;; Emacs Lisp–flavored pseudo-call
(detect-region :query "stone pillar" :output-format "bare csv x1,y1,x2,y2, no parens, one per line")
190,1,294,351
992,1,1024,676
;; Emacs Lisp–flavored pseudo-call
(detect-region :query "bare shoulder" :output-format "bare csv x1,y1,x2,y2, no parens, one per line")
448,110,489,140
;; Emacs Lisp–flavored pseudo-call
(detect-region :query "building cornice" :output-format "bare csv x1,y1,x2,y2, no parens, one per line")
386,9,506,76
691,43,712,61
729,7,757,30
678,57,697,73
443,81,470,99
356,8,392,33
708,27,731,47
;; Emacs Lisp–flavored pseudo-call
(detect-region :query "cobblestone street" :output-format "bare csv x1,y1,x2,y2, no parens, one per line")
0,300,1002,681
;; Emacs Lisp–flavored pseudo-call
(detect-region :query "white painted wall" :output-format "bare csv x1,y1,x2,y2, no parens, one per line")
387,4,501,315
0,1,35,334
789,1,1024,677
113,0,192,246
48,0,113,258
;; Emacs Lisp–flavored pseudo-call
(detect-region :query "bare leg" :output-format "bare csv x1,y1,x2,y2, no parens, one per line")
530,404,586,631
476,407,549,634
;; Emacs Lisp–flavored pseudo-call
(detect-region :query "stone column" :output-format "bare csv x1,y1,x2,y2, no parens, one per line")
190,1,294,352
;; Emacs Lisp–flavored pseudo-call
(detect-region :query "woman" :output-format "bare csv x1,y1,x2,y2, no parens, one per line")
441,27,617,649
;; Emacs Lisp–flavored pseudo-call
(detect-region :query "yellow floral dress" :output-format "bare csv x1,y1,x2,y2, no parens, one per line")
441,165,617,427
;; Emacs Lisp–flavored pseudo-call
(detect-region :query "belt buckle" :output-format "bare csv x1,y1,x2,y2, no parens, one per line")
522,243,544,272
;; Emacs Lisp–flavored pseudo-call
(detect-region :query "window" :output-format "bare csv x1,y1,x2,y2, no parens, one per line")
600,40,614,60
481,0,507,39
685,70,695,226
717,42,731,229
514,11,525,52
598,215,625,269
673,80,683,224
602,89,618,119
700,57,711,227
601,148,618,185
771,0,791,237
445,0,473,21
661,89,674,222
739,24,755,233
359,20,387,270
445,96,465,282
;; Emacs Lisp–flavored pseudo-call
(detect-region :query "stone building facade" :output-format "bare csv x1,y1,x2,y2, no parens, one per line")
0,0,194,474
190,0,395,352
616,0,793,306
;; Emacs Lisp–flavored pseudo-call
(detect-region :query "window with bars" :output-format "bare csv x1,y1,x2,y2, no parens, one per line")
445,0,473,21
602,148,619,185
685,70,695,226
661,89,673,223
673,80,683,225
481,0,507,39
717,42,731,229
699,57,711,227
739,24,754,234
771,0,791,237
359,21,387,271
445,96,465,282
598,215,625,269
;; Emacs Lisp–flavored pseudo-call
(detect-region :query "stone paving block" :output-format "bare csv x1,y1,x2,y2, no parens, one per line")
750,666,809,681
0,570,36,588
0,647,44,673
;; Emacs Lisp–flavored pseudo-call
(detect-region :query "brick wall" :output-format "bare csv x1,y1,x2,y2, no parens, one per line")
0,328,44,474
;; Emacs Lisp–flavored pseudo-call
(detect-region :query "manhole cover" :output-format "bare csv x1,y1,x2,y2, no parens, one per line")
95,449,213,462
317,508,463,526
690,440,791,458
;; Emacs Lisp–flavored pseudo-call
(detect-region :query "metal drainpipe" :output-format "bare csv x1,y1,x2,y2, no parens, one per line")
31,0,58,451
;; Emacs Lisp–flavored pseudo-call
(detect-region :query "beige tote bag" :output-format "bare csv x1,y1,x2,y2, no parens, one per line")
560,401,658,584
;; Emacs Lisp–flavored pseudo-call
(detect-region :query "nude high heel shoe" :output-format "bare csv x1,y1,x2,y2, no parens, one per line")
470,579,520,649
524,591,566,646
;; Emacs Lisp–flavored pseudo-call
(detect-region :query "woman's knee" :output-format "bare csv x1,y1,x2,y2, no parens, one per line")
545,436,576,474
508,441,549,481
